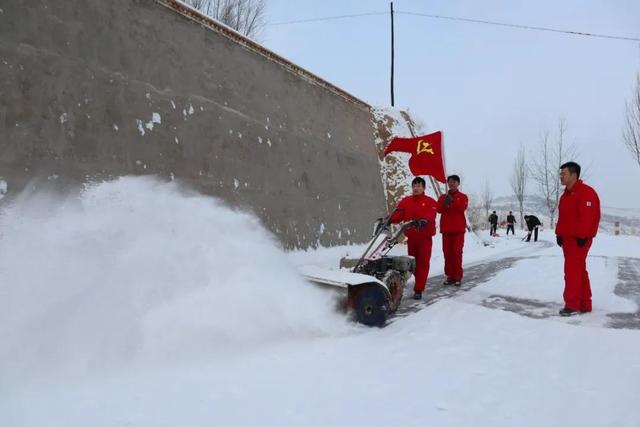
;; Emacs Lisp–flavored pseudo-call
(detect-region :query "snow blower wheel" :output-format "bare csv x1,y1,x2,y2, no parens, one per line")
300,216,419,327
354,285,389,327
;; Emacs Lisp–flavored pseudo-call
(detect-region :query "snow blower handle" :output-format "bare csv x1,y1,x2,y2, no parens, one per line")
371,217,387,237
372,207,404,237
389,219,422,242
388,218,429,243
353,211,401,272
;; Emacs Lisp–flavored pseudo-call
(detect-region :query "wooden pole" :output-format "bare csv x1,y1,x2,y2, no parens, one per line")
429,176,443,198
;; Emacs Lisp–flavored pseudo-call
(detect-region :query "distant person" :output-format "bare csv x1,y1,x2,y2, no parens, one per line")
555,161,601,317
488,211,498,236
506,211,516,235
437,175,468,287
524,215,541,242
390,177,438,300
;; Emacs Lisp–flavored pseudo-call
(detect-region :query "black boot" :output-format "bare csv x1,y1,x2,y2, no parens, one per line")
453,281,461,287
413,291,422,300
559,307,579,317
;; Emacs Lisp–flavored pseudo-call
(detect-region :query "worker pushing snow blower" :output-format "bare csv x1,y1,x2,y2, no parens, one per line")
300,214,424,327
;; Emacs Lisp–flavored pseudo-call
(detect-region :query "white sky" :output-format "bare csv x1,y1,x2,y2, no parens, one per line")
261,0,640,208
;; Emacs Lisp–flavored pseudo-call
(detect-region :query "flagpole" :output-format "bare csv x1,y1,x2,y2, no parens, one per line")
390,1,395,107
400,116,443,198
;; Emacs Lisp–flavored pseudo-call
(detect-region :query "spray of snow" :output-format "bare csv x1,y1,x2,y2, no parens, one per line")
0,177,349,390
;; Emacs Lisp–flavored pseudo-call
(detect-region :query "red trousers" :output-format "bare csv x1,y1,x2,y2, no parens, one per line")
407,237,433,292
442,233,465,281
562,237,593,312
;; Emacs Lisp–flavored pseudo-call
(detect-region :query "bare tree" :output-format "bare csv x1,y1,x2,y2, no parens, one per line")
481,180,493,219
623,73,640,167
529,118,579,228
510,144,527,229
185,0,266,39
530,131,556,228
465,193,484,232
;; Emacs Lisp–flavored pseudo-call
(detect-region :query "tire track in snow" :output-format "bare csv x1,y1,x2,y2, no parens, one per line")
393,245,640,330
607,257,640,330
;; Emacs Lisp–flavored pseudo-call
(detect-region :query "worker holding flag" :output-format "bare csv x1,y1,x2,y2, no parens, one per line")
385,130,458,296
437,175,468,286
384,130,468,288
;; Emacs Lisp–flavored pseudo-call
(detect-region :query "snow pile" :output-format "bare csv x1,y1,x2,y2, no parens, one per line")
0,177,348,390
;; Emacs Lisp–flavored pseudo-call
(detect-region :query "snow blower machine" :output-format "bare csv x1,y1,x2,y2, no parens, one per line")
301,216,423,327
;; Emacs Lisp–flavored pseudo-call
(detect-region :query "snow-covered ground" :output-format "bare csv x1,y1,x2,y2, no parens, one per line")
1,178,639,426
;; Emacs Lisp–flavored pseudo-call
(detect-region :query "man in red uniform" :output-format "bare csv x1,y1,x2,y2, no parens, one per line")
555,161,601,316
437,175,469,286
390,177,438,300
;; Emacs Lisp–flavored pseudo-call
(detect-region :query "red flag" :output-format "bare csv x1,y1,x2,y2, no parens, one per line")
383,131,447,183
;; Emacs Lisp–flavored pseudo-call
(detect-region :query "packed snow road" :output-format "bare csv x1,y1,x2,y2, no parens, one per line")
397,249,640,330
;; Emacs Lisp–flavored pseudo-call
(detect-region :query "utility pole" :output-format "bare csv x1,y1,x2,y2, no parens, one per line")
390,1,395,107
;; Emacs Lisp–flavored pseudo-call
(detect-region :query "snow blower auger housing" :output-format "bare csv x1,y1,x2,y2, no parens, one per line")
301,217,418,327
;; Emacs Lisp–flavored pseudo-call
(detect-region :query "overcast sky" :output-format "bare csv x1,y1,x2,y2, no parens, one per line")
260,0,640,209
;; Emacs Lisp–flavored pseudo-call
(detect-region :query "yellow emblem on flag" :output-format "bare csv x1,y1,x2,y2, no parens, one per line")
416,139,434,155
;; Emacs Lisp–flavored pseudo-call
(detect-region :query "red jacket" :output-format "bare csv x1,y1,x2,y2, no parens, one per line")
555,179,601,238
437,190,468,234
390,194,438,240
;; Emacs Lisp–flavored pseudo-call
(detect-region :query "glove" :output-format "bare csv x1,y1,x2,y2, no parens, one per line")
444,195,453,207
576,238,588,248
416,219,429,229
556,236,563,247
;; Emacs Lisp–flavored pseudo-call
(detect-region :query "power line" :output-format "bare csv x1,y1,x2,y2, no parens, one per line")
266,10,640,43
268,12,387,26
397,11,640,42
